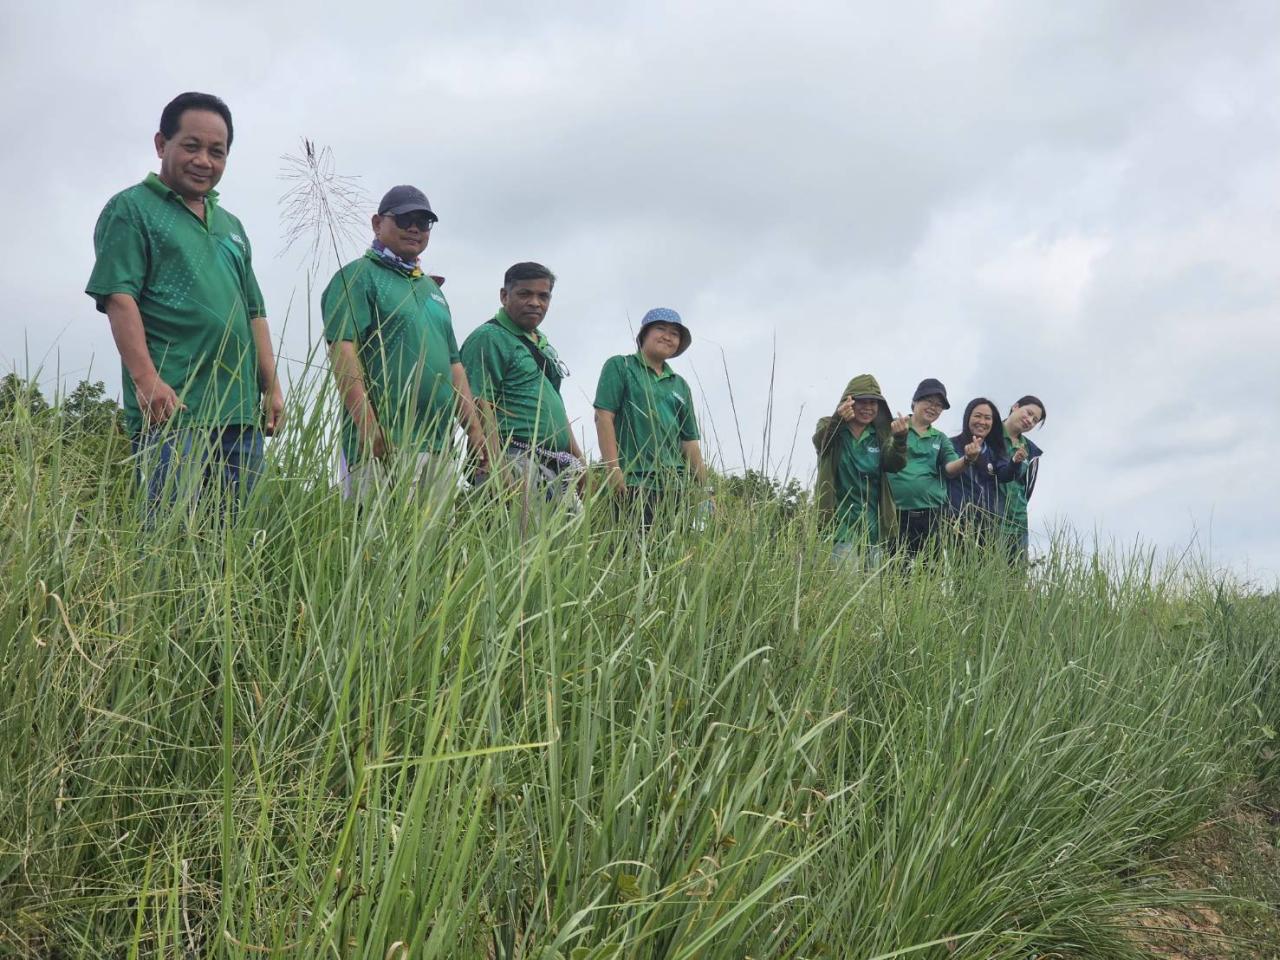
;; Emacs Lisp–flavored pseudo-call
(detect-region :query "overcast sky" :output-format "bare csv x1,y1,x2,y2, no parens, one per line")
2,1,1277,579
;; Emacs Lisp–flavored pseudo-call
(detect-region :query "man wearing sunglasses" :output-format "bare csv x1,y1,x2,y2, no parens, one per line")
322,185,487,501
460,262,585,512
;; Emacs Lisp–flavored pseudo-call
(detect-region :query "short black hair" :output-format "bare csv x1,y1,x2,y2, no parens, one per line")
1012,394,1047,425
503,262,556,290
159,92,234,148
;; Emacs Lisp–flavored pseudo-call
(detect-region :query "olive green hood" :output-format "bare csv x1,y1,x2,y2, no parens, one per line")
812,373,902,543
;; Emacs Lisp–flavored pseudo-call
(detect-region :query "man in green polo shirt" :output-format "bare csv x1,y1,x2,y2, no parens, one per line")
321,185,487,502
885,378,982,556
460,262,585,507
593,307,707,526
85,92,283,509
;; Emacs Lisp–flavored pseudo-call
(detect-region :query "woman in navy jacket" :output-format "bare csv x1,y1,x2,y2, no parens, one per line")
948,397,1017,546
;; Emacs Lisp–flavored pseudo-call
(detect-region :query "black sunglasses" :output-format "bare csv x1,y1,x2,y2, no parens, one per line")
386,211,436,231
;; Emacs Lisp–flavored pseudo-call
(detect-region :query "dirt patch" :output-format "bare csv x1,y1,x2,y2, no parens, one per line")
1127,790,1280,959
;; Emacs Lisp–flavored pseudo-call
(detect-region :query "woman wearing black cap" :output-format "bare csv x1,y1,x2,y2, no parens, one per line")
999,395,1046,560
886,378,982,557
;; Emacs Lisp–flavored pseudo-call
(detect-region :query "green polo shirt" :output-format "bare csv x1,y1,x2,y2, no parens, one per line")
85,173,265,436
887,425,957,510
321,253,460,463
832,425,885,545
593,352,700,491
460,309,571,452
1001,430,1031,535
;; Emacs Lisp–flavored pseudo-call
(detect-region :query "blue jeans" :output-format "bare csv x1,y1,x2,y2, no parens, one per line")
132,425,264,515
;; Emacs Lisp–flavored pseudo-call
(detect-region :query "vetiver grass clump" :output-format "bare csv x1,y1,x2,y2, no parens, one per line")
1,393,1277,959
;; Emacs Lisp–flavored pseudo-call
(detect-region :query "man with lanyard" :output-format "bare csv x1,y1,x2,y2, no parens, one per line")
593,308,708,527
321,185,487,501
86,92,284,512
460,262,585,510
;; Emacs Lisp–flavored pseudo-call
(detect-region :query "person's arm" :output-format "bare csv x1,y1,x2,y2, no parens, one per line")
239,231,284,436
681,439,708,486
450,362,487,470
249,316,285,436
813,411,845,457
595,408,626,495
460,332,508,475
993,454,1019,483
328,340,386,459
104,293,184,425
942,431,974,478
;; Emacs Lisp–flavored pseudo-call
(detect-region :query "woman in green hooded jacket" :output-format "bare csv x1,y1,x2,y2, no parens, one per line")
813,374,907,561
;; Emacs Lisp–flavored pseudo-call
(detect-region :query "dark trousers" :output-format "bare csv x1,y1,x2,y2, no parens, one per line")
132,425,264,520
895,507,941,558
613,486,678,531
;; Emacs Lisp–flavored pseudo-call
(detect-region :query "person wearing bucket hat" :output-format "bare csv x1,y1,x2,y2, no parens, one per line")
322,185,487,502
886,377,983,557
594,308,706,525
812,374,907,561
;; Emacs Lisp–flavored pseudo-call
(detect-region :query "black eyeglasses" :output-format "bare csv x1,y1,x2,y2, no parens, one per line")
387,212,436,232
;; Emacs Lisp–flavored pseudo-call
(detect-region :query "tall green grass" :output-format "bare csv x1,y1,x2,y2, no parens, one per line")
1,392,1277,959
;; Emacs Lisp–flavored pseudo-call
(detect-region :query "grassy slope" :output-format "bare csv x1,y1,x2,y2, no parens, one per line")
1,409,1277,959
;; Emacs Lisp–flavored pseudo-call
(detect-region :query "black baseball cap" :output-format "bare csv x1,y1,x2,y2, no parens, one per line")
911,378,950,409
378,185,436,220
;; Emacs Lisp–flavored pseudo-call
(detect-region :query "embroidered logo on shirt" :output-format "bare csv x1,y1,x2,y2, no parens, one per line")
229,233,246,248
431,293,447,305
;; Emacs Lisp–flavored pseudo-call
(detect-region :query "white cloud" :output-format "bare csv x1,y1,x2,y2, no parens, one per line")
1,0,1277,578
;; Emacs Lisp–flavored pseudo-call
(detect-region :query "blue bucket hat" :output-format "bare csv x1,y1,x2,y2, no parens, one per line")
636,307,692,357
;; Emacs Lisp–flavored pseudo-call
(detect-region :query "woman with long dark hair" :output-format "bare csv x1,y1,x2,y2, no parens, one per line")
948,397,1017,546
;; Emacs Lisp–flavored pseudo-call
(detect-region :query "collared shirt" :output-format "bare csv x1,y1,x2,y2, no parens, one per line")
999,426,1043,535
593,351,700,490
886,424,959,510
321,251,460,462
832,424,884,545
85,173,265,436
459,309,572,452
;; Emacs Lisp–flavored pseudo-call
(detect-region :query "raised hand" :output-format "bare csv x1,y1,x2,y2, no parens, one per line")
890,412,910,437
1012,446,1027,464
836,397,856,423
964,436,982,462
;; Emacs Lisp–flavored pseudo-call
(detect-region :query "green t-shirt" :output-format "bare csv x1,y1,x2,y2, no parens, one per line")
321,253,460,463
887,425,958,510
832,425,885,545
460,309,571,452
592,352,699,490
85,173,265,436
1001,430,1031,535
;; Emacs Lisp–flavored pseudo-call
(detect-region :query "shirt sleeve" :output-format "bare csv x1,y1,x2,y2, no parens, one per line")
240,228,266,319
444,316,461,365
592,356,625,412
85,196,148,312
677,378,700,442
320,265,372,343
939,433,961,465
460,326,507,403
